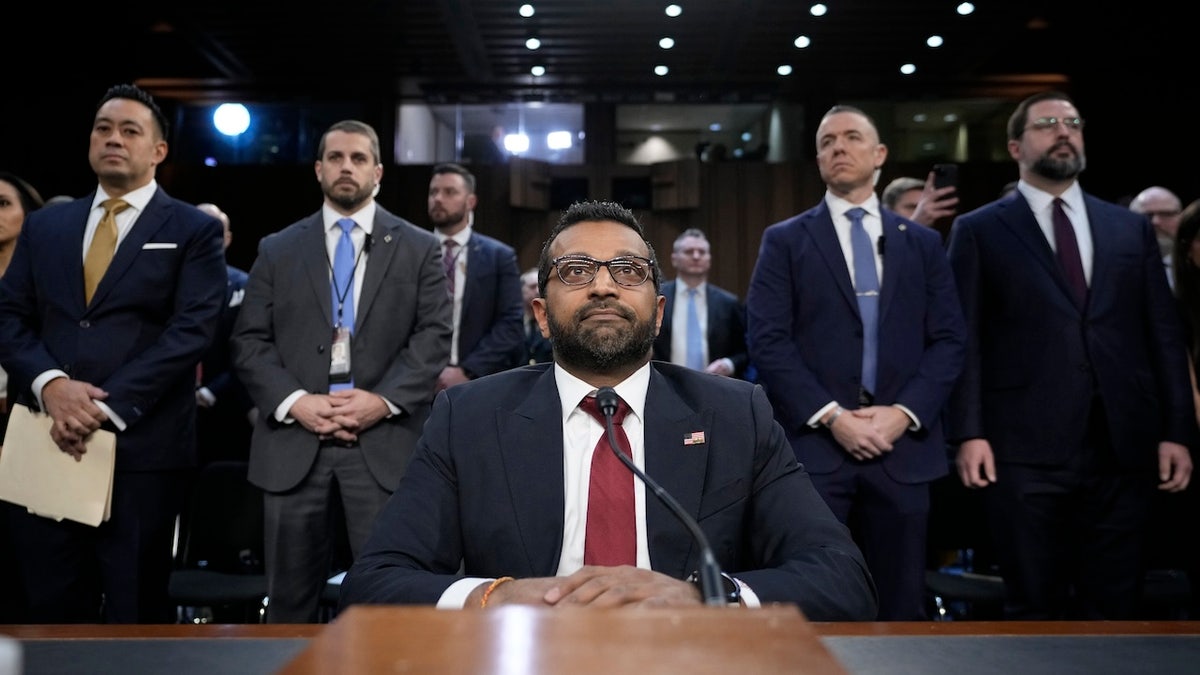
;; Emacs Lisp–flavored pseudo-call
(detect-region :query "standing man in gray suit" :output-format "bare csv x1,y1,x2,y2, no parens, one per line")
231,120,452,622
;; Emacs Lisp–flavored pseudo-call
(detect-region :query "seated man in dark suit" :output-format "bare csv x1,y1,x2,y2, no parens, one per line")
340,200,877,620
652,228,749,378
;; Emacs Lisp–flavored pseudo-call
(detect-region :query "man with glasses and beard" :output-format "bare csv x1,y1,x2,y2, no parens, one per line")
339,200,877,620
946,91,1197,619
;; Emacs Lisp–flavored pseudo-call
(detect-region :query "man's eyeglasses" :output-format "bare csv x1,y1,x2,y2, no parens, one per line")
550,255,655,287
1024,116,1085,133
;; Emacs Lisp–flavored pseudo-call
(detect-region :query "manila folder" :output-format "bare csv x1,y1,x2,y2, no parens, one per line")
0,403,115,526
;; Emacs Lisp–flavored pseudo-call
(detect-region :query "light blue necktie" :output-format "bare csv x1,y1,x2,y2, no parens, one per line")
685,287,705,371
847,207,879,394
331,218,356,391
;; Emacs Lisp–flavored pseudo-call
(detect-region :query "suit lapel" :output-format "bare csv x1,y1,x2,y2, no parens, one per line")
876,213,907,323
504,369,568,573
302,216,334,327
810,206,858,311
356,215,401,330
643,368,709,579
998,196,1081,313
88,191,168,310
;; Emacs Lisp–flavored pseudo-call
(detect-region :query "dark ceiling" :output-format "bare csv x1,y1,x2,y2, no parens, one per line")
15,0,1182,106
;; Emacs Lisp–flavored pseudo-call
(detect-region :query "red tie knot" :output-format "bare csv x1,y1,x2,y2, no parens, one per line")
580,394,630,425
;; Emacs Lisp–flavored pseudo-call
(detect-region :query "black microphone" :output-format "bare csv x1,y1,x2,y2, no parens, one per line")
877,235,886,255
594,386,726,606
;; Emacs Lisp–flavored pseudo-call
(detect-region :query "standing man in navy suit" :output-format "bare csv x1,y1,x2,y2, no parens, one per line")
427,163,524,392
340,200,876,620
947,91,1196,619
746,105,966,620
0,84,227,622
232,120,452,622
652,228,750,379
193,202,254,464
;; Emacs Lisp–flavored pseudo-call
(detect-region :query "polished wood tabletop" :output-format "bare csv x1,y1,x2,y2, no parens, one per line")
3,614,1199,639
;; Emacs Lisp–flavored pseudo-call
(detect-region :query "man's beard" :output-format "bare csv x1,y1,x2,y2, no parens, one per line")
324,180,374,212
547,300,656,372
429,204,468,229
1030,143,1086,181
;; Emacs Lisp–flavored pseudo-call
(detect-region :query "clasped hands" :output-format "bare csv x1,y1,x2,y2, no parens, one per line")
470,565,704,609
41,377,109,460
290,389,389,442
829,405,909,460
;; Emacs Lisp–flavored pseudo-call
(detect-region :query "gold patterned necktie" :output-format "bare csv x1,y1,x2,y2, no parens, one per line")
83,198,130,304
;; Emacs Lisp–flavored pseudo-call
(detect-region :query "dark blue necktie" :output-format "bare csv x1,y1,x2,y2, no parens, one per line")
847,207,879,395
331,218,356,391
685,287,705,370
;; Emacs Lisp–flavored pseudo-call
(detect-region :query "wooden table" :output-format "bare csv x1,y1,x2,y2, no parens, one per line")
4,612,1200,674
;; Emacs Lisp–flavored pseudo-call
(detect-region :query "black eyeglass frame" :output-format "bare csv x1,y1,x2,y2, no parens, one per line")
550,254,656,287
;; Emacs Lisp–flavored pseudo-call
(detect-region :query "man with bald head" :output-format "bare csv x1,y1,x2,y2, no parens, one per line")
194,202,254,464
1130,186,1184,291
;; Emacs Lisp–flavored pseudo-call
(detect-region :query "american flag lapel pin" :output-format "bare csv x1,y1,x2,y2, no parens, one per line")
683,430,706,446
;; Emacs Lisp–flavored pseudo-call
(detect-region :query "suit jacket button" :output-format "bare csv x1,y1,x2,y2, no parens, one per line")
79,320,90,328
318,345,325,353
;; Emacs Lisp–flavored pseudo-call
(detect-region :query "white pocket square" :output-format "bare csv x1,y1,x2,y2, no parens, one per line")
229,289,245,308
142,242,178,250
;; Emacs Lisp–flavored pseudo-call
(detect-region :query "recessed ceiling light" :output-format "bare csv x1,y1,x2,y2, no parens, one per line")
655,65,669,76
525,37,541,50
660,37,675,49
709,123,722,132
794,35,811,49
531,65,545,77
956,2,975,16
810,4,828,17
913,113,928,123
900,63,917,75
519,4,534,18
777,65,793,76
927,35,944,48
665,4,682,18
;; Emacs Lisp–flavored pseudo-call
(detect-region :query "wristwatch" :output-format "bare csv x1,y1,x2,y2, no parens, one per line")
687,570,741,604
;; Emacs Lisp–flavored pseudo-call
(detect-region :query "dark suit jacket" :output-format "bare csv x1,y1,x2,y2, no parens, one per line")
199,265,252,413
653,280,750,378
339,362,878,621
454,231,524,378
523,315,554,365
0,189,226,471
231,206,453,493
746,201,966,483
196,265,253,463
946,190,1198,466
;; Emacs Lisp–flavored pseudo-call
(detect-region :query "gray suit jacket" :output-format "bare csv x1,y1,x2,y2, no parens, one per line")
231,206,452,492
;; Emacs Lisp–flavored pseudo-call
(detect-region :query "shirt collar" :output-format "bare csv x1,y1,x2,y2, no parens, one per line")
825,191,881,221
436,225,473,248
1017,180,1084,216
554,362,651,425
323,202,376,235
94,180,157,213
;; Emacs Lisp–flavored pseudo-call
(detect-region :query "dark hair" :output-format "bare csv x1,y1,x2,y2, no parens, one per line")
1007,90,1075,141
0,172,45,212
1175,199,1200,359
98,84,170,140
431,162,476,193
537,200,660,296
317,120,382,165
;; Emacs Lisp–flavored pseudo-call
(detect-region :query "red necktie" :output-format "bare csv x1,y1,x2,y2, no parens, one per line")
1052,198,1087,309
579,394,635,566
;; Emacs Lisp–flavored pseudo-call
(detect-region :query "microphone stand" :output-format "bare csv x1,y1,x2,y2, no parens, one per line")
596,387,726,606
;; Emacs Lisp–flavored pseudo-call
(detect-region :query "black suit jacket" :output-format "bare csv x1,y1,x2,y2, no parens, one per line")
340,362,878,621
947,190,1199,466
653,280,750,378
453,231,525,378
